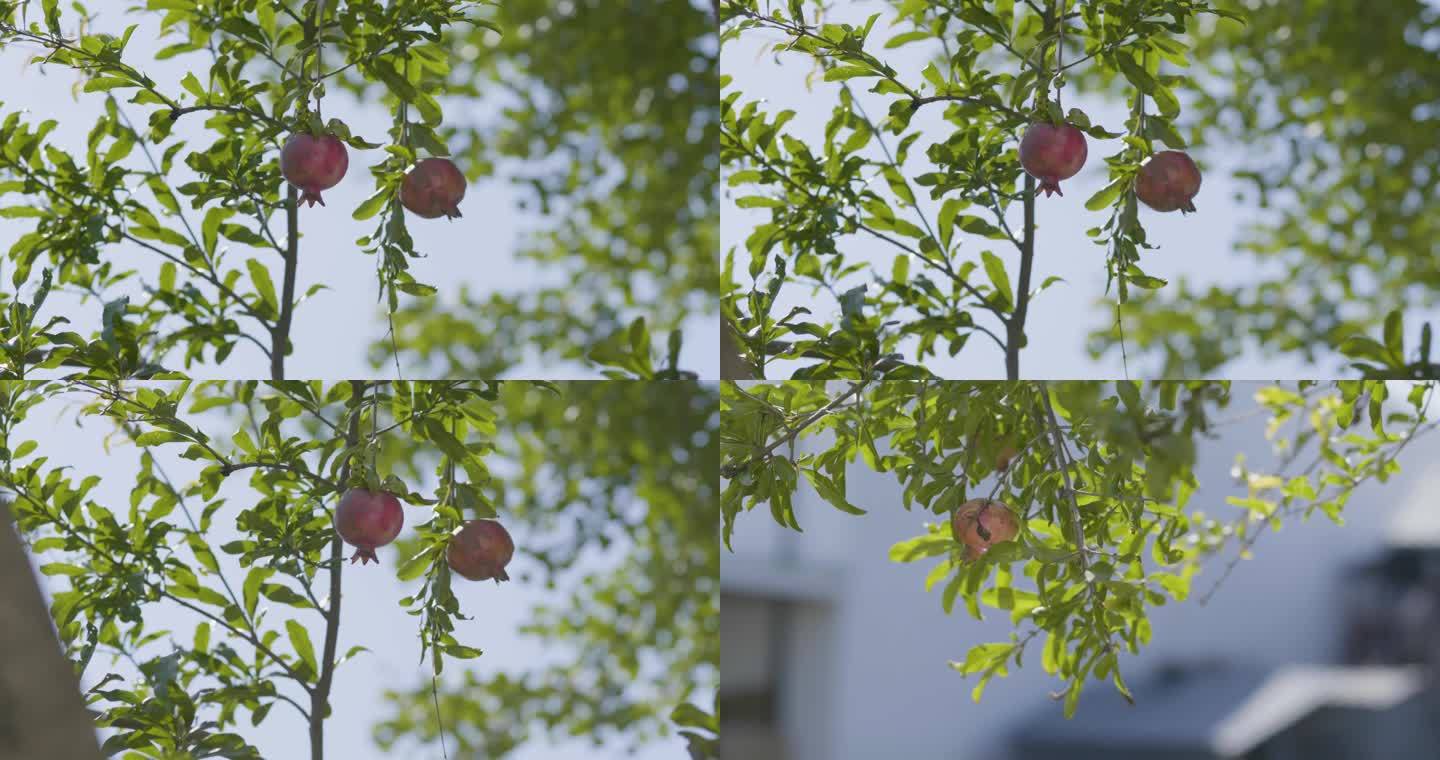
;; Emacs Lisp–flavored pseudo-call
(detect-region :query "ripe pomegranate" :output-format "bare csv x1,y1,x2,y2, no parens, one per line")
1019,122,1087,197
399,158,467,220
280,133,349,208
333,488,404,564
995,444,1019,472
1135,150,1202,214
951,499,1020,559
446,519,514,582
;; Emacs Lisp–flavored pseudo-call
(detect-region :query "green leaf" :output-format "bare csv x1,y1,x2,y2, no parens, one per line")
397,545,437,581
889,534,953,563
1064,681,1083,717
204,207,237,256
285,619,318,676
938,199,961,249
133,431,185,447
352,188,392,221
444,644,484,659
824,65,878,81
981,251,1012,311
803,468,866,515
246,259,278,317
40,563,88,576
180,72,206,99
885,31,932,49
1085,177,1128,211
243,567,274,618
260,583,311,608
1383,310,1404,361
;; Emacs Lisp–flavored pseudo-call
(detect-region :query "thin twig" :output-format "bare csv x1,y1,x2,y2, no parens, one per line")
1039,383,1091,579
720,379,871,479
1199,389,1439,604
217,460,339,490
432,675,450,760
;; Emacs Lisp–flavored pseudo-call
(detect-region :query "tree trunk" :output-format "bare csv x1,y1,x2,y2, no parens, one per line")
0,514,103,760
721,322,755,380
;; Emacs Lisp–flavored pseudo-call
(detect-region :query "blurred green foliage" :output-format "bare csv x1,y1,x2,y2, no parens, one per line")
1088,0,1440,375
375,381,719,756
367,0,719,377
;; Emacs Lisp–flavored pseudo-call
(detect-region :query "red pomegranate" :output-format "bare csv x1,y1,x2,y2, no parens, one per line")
951,499,1020,559
333,488,404,564
995,444,1019,472
280,133,349,208
399,158,467,220
1135,150,1202,213
1019,123,1087,197
446,519,514,582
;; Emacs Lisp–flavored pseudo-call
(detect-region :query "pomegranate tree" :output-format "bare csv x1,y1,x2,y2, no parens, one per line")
280,132,349,207
333,488,404,564
1135,150,1202,213
951,499,1020,560
446,519,514,582
1019,123,1088,197
400,157,467,220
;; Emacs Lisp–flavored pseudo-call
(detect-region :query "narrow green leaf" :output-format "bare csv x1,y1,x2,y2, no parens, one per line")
285,620,318,675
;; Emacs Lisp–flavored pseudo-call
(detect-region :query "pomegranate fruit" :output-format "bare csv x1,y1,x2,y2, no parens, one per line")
995,445,1019,472
333,488,404,565
1019,122,1087,197
399,158,467,220
951,499,1020,559
280,132,349,208
1135,150,1202,213
446,519,514,582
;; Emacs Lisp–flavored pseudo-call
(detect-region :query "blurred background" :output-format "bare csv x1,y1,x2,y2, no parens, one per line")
720,384,1440,760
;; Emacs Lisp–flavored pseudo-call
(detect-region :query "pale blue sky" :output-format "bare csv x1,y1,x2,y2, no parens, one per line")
0,6,718,380
721,1,1437,379
11,388,702,760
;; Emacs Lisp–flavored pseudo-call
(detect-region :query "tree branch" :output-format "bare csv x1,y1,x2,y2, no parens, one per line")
217,460,339,491
273,186,300,381
0,512,104,759
166,103,285,130
909,94,1026,121
1006,175,1037,380
720,379,869,479
311,380,365,760
1039,383,1090,579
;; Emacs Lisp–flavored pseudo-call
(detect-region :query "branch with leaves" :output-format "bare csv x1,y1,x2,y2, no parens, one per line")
0,379,516,758
1,378,716,759
721,0,1239,379
721,379,1435,715
0,0,500,380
